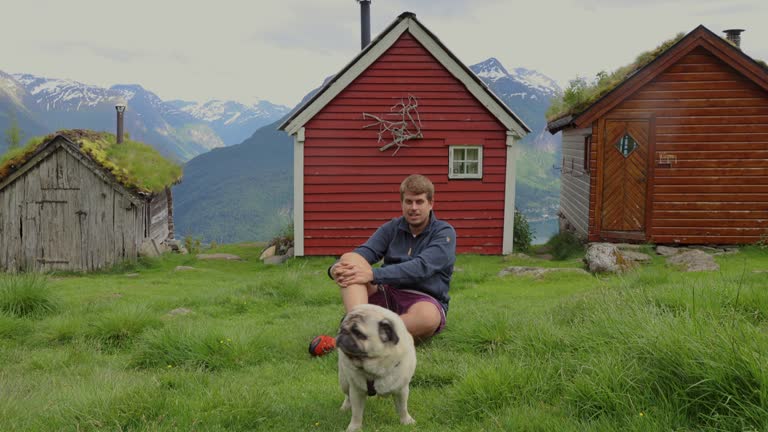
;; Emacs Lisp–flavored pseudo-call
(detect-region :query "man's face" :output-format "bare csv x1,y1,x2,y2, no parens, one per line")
402,191,433,230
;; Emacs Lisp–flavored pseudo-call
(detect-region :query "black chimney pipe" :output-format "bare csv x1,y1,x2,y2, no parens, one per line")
723,29,745,49
358,0,371,49
115,104,126,144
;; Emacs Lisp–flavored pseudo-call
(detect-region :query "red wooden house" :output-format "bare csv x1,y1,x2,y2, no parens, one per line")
547,25,768,244
279,12,530,256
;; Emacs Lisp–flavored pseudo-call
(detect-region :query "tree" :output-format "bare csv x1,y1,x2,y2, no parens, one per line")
4,112,24,149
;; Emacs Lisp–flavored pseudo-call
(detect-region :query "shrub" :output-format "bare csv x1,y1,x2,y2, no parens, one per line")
0,274,57,317
547,231,585,260
184,236,202,254
131,324,246,371
513,209,532,252
86,305,163,349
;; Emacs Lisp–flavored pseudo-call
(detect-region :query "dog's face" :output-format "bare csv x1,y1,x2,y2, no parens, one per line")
337,305,400,360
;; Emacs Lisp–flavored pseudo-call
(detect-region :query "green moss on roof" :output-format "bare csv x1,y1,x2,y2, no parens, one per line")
546,33,686,122
0,130,182,194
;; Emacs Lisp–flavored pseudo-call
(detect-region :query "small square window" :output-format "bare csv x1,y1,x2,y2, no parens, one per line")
449,145,483,179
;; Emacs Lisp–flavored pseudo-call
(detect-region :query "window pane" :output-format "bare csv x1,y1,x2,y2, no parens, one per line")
453,148,465,160
614,134,638,158
466,148,479,161
467,162,478,174
453,162,464,174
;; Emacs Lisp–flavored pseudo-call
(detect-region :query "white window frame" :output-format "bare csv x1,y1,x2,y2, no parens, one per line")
449,145,483,179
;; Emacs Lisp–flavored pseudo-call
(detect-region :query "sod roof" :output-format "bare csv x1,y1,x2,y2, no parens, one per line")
546,27,768,125
0,129,182,195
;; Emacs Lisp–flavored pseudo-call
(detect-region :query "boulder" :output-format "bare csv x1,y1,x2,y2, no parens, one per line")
197,253,242,261
139,239,160,258
498,266,589,278
656,246,680,256
259,245,277,261
286,247,295,258
666,250,719,272
584,243,626,274
263,255,289,265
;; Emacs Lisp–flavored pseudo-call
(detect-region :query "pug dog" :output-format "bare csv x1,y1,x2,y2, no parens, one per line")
337,304,416,432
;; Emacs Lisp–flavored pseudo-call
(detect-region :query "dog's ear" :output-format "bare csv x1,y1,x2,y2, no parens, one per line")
378,319,399,345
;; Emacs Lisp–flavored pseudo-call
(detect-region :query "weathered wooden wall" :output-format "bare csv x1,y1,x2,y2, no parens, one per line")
0,144,153,272
302,31,509,255
589,46,768,244
559,128,592,238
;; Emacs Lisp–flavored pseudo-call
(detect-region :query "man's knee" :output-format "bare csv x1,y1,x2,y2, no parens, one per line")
339,252,368,266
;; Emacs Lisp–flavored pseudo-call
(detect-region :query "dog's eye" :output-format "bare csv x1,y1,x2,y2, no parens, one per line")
352,327,367,340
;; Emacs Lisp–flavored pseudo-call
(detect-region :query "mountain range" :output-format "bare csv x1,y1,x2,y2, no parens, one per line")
0,72,289,161
172,58,564,243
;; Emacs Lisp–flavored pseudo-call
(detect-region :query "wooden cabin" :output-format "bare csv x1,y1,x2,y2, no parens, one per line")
0,130,181,272
547,25,768,244
279,12,530,256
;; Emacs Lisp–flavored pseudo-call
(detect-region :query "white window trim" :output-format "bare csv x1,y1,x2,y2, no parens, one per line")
448,145,483,179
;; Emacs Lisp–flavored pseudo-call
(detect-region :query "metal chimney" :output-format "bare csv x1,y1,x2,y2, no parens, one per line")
358,0,371,49
115,104,126,144
723,29,745,49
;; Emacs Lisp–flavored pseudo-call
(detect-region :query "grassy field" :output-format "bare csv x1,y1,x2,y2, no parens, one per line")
0,244,767,431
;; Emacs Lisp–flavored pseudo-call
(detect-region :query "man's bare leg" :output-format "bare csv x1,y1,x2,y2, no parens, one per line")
334,252,377,312
401,301,442,341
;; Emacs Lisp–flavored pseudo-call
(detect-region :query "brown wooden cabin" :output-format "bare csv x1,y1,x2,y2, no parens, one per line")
0,132,177,272
547,25,768,245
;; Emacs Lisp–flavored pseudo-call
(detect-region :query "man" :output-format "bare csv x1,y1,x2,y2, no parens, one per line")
310,174,456,356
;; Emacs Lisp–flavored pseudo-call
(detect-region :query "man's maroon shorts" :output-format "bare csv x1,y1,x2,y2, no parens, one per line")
368,285,446,335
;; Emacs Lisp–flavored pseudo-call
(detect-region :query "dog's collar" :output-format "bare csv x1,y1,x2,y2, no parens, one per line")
366,380,376,396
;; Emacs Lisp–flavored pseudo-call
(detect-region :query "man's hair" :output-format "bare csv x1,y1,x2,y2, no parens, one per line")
400,174,434,201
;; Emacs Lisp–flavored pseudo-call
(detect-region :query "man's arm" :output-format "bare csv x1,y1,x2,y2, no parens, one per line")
327,220,396,280
371,225,456,285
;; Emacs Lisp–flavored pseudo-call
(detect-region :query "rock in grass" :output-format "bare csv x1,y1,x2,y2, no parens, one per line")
174,266,196,271
666,249,719,272
263,255,289,265
656,246,680,256
197,253,242,261
167,307,192,316
585,243,626,274
498,266,589,278
259,245,276,260
621,251,652,263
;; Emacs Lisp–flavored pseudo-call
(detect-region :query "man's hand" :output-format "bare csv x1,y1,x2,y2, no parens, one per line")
333,262,374,288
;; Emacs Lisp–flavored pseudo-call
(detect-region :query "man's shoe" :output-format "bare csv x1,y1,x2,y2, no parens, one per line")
309,335,336,356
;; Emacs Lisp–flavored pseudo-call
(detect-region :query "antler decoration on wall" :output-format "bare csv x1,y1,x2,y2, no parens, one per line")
362,95,423,156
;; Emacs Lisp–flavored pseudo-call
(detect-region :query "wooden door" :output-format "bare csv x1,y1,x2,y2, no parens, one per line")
601,120,649,236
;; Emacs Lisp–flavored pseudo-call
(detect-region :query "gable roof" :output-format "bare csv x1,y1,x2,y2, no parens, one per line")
0,130,182,196
547,25,768,133
279,12,530,137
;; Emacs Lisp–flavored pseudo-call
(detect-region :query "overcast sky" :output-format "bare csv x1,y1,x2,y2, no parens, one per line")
2,0,766,107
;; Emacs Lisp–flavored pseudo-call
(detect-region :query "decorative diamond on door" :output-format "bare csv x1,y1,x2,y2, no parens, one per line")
614,134,638,158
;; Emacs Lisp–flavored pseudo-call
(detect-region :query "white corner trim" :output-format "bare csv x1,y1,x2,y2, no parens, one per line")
293,127,305,256
283,20,410,136
502,132,518,255
407,21,529,137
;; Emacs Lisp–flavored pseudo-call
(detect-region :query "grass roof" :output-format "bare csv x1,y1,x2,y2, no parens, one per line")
547,31,768,123
546,33,686,122
0,130,182,194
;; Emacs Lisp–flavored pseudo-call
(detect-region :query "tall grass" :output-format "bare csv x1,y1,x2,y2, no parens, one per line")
0,274,57,317
0,245,766,431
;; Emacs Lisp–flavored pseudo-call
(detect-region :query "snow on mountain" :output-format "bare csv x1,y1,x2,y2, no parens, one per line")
472,57,510,82
509,67,561,96
12,73,121,111
470,58,561,97
178,99,289,126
